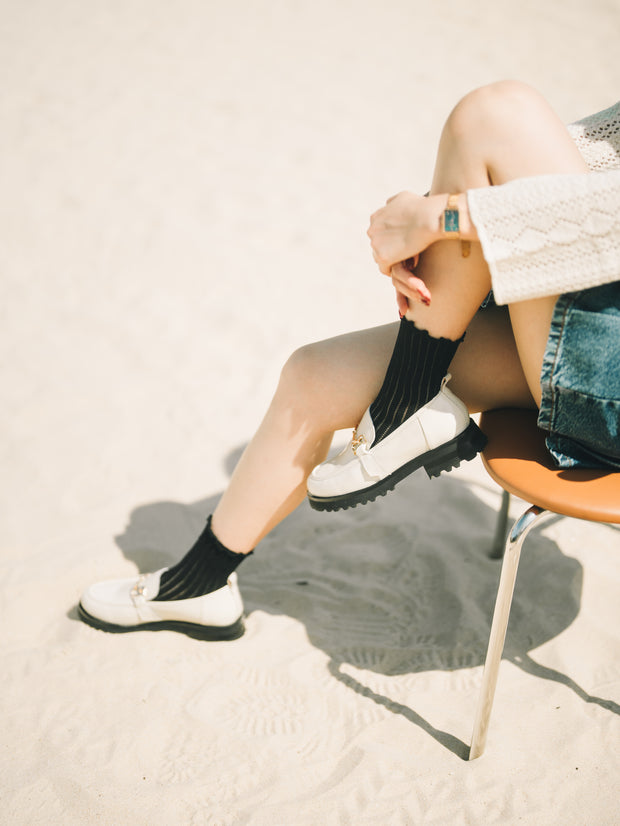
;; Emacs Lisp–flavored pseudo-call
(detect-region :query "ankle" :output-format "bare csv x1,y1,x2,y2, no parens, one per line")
210,513,256,556
153,515,252,602
369,318,464,444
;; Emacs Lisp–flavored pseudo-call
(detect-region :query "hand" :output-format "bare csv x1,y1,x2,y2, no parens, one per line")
392,257,431,315
367,191,442,276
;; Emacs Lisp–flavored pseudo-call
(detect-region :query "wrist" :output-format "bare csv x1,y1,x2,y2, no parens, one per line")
426,194,451,243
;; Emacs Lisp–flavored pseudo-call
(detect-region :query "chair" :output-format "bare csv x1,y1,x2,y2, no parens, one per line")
469,408,620,760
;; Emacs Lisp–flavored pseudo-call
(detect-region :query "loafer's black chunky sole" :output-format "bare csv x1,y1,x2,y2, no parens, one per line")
77,603,245,641
308,419,487,512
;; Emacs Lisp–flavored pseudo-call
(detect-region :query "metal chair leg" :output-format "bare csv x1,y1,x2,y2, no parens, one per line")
490,489,511,559
469,504,552,759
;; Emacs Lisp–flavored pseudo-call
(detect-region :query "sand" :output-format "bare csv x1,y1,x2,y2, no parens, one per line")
2,1,619,823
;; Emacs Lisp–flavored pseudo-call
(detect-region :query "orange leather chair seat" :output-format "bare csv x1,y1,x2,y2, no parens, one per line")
480,408,620,524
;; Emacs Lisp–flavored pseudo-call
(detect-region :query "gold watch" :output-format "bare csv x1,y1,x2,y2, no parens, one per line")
442,193,471,257
442,194,460,237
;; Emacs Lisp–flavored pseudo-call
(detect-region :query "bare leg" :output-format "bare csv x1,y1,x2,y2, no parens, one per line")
406,81,589,404
212,324,398,551
448,305,535,414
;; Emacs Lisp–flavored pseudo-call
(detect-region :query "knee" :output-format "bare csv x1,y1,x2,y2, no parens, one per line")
446,80,543,139
278,342,330,411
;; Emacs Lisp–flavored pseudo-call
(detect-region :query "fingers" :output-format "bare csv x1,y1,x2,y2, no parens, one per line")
396,289,409,316
391,262,431,306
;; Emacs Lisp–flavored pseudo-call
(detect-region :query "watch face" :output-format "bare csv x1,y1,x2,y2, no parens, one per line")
444,208,460,233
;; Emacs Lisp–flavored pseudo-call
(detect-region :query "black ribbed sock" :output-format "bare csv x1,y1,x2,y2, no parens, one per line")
369,318,463,445
153,515,250,601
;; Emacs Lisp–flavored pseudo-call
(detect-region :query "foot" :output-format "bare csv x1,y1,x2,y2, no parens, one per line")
307,376,486,511
78,569,245,640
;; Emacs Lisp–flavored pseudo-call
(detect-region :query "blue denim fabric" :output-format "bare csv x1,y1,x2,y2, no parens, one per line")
538,282,620,469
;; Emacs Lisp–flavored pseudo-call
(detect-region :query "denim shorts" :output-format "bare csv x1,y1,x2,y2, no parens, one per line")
538,282,620,469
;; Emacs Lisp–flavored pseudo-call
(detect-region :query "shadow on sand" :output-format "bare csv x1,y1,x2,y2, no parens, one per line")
104,444,618,759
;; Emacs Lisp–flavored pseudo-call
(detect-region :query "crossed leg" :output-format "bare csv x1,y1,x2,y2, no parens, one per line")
407,80,589,405
211,307,531,552
213,81,589,552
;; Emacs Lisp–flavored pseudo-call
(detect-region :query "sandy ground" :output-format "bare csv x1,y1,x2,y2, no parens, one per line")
2,1,619,824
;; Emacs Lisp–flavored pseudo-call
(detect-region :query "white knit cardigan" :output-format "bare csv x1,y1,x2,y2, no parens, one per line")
467,101,620,305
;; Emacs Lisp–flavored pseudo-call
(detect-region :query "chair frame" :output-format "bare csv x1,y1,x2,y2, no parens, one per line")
468,407,619,759
469,408,620,760
469,497,553,759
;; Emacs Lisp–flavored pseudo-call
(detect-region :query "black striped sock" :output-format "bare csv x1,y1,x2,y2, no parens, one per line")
369,318,463,445
153,515,250,601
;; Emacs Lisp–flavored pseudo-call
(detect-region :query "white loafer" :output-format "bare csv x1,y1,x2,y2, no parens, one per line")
78,569,245,640
307,376,486,511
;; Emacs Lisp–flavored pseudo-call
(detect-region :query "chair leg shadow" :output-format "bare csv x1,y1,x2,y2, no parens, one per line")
328,659,470,761
511,653,620,715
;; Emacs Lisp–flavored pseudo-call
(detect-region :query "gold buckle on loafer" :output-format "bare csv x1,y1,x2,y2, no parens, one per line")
130,576,149,600
351,430,367,455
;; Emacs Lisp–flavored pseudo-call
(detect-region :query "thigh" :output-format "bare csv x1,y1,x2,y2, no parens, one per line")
508,296,558,408
448,306,537,413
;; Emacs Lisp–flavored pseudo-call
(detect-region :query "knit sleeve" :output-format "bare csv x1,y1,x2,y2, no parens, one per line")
466,101,620,305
